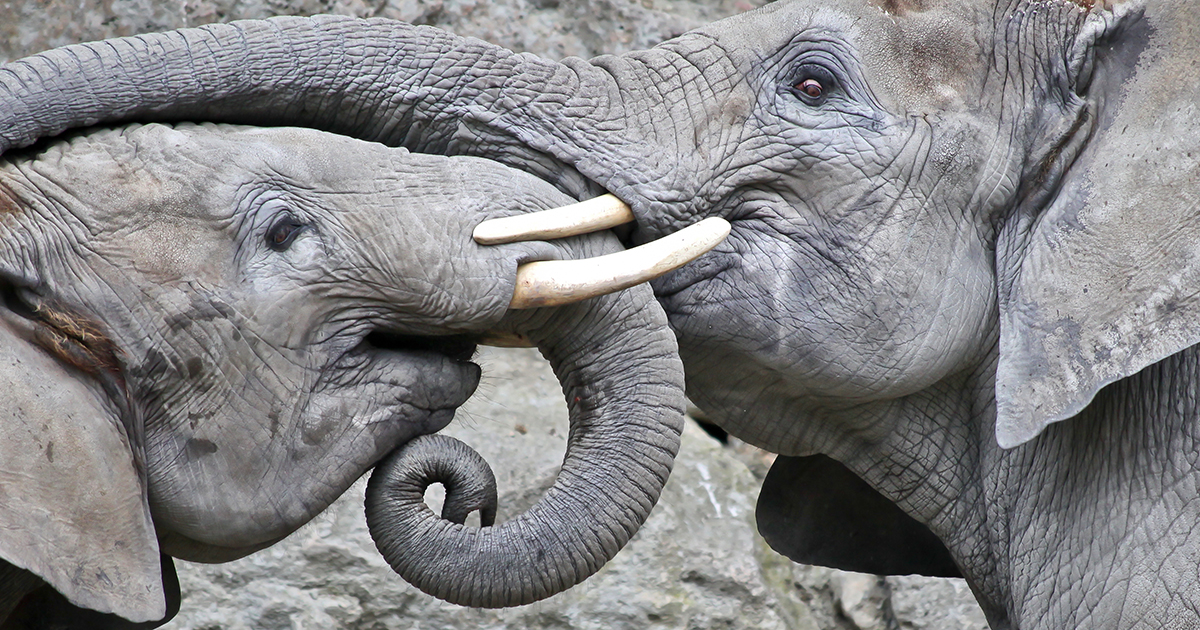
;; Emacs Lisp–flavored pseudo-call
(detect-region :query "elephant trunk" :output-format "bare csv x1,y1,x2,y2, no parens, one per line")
0,16,720,216
0,16,512,153
365,286,685,607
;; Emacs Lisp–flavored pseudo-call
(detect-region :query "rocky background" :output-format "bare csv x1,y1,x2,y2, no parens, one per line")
3,2,988,628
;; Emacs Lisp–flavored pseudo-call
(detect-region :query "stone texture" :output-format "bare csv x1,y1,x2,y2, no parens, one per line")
3,2,990,628
0,0,763,63
887,576,989,630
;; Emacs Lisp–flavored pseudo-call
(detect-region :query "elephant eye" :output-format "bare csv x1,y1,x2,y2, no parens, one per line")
789,64,836,106
266,214,307,252
797,78,824,99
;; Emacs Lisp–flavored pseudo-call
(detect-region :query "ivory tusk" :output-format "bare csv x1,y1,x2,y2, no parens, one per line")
508,217,731,310
473,194,634,245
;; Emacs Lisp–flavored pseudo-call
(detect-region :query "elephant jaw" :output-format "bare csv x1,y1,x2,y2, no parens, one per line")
477,194,731,310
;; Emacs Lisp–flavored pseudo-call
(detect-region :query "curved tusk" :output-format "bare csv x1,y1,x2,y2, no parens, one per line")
509,217,731,310
473,194,634,245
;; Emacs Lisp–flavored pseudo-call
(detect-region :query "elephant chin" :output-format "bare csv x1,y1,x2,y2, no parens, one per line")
156,530,287,564
363,283,685,608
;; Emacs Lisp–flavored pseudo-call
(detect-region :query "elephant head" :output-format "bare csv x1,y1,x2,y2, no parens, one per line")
2,0,1197,626
0,122,710,624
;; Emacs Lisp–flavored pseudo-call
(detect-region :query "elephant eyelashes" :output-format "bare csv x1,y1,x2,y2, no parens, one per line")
265,214,307,252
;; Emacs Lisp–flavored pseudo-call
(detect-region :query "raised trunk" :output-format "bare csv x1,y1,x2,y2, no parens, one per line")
0,16,716,214
366,276,685,607
0,16,508,152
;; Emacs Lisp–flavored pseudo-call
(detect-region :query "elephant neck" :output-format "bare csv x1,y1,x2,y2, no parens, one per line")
785,353,1010,624
977,346,1200,629
831,344,1200,629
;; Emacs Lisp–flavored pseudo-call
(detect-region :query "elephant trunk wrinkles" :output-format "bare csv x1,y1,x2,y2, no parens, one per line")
365,290,685,607
0,16,706,214
0,16,537,154
0,16,507,153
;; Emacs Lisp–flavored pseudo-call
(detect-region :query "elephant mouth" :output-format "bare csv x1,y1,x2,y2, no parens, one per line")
362,331,478,363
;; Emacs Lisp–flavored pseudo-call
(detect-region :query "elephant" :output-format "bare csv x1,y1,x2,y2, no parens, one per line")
0,121,725,626
0,0,1195,627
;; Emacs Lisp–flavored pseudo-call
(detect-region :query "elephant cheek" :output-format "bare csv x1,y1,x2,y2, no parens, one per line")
146,355,480,550
306,355,483,465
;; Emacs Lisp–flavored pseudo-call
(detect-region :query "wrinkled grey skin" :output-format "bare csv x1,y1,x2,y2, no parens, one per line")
3,0,1199,627
0,123,684,625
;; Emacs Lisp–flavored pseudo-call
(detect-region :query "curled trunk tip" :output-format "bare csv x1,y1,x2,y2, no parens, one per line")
368,435,498,530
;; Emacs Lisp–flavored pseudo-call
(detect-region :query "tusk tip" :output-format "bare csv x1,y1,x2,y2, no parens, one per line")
471,223,507,246
473,194,635,245
506,214,733,310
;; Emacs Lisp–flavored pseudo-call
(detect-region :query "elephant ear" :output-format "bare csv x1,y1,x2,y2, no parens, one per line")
994,0,1200,447
756,455,961,577
0,303,164,621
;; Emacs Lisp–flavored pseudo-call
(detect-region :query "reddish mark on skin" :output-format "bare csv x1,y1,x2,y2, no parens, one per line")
1067,0,1116,9
1043,0,1104,10
28,299,127,392
0,183,21,217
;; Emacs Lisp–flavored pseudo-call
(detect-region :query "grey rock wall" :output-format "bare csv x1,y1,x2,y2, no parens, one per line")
3,2,989,628
1,0,760,63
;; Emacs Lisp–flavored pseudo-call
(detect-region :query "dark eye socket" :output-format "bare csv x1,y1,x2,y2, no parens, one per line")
266,214,307,252
789,64,837,105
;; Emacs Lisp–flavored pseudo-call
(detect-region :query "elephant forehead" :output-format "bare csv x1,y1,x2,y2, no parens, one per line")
32,124,388,207
183,123,401,184
851,7,985,112
100,220,233,284
339,151,578,232
7,129,234,283
708,0,986,112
